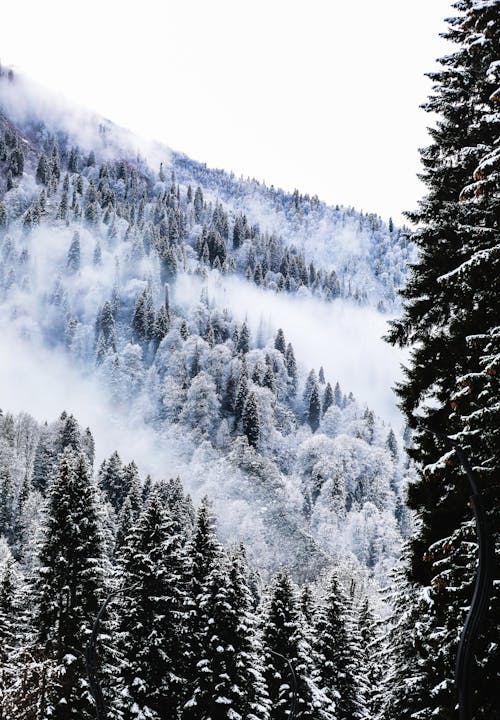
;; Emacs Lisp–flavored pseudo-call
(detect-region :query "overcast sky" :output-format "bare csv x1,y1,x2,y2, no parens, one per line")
1,0,452,223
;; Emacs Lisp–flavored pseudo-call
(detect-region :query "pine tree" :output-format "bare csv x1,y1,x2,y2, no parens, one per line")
385,3,500,717
182,500,223,712
307,384,321,433
234,367,249,426
0,467,14,540
322,382,334,416
313,574,361,720
261,570,335,720
66,231,81,274
263,360,276,393
333,382,342,407
237,322,251,354
183,550,270,719
274,328,286,354
386,428,398,461
97,301,116,352
285,343,298,397
60,413,81,452
115,492,186,719
193,187,204,223
0,559,25,717
0,201,7,230
155,476,194,536
303,370,318,405
98,451,126,512
32,424,56,493
242,392,260,448
153,306,170,347
33,450,105,719
93,240,102,266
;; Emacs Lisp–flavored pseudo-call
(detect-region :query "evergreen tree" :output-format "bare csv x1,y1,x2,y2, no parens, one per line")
323,382,334,415
385,3,500,717
33,450,105,719
307,384,321,433
153,306,170,347
234,366,249,426
66,235,81,277
97,301,116,353
182,500,222,710
242,392,260,449
60,413,81,453
303,370,318,405
36,153,49,185
313,574,361,720
261,570,335,720
32,424,56,493
115,493,186,719
0,201,7,230
386,428,398,461
285,343,298,397
183,551,269,720
193,187,204,223
82,427,95,468
274,328,286,354
263,360,276,394
98,451,126,512
237,321,251,354
0,467,14,541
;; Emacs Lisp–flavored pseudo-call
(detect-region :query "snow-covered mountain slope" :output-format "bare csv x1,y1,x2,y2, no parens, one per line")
0,67,414,582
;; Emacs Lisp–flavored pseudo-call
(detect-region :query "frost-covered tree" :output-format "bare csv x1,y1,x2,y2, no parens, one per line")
98,450,125,512
313,574,362,720
307,384,321,433
274,328,286,354
32,450,105,720
261,570,335,720
386,2,500,716
115,493,186,719
180,371,221,441
242,392,260,449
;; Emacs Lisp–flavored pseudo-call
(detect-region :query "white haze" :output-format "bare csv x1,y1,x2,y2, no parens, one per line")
0,328,187,478
0,73,171,171
0,329,310,573
174,272,406,429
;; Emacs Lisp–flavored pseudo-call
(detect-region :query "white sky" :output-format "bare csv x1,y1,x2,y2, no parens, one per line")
0,0,452,223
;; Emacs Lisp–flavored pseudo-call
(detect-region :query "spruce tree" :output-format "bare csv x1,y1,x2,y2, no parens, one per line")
98,451,126,512
183,551,269,719
285,343,298,397
182,499,223,713
115,493,186,719
237,321,251,354
307,384,321,433
66,232,81,274
313,574,361,720
33,449,105,719
261,570,335,720
385,3,500,717
274,328,286,354
32,424,56,493
323,382,334,415
242,392,260,448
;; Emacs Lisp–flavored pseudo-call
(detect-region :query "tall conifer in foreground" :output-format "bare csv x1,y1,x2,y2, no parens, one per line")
386,1,500,717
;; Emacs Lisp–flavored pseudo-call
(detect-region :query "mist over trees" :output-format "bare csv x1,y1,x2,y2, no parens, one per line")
0,0,498,715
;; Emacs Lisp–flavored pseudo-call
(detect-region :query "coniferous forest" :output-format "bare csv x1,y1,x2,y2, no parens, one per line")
0,1,499,718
